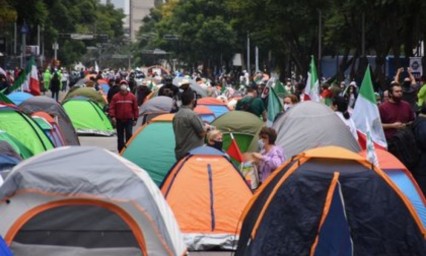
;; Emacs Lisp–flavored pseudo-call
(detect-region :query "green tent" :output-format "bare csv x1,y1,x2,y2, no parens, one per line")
62,99,114,136
211,110,264,152
121,114,175,186
0,130,33,159
0,106,54,155
63,87,107,107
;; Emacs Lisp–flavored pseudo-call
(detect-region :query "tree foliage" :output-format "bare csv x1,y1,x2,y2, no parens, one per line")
4,0,125,66
136,0,237,73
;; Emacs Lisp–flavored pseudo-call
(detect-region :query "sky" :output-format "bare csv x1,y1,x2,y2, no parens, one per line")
100,0,129,14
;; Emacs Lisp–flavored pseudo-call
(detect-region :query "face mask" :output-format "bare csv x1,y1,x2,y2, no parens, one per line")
258,139,264,150
212,141,223,151
284,103,292,111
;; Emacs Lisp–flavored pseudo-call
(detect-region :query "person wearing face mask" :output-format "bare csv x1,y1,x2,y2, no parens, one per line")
251,127,285,184
109,82,139,152
273,94,299,122
379,82,415,143
206,129,224,151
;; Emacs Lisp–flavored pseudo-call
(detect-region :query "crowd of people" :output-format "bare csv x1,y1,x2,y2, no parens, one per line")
2,62,425,193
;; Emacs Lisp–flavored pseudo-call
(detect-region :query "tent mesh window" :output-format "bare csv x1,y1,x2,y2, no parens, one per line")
14,205,139,248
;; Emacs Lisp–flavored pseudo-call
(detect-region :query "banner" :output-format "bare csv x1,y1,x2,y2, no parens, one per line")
409,57,422,79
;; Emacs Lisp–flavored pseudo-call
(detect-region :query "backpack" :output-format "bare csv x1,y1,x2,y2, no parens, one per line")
388,124,421,170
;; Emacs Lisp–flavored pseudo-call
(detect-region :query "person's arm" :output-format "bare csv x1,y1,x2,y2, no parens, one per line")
382,122,405,129
253,149,284,170
109,96,116,119
262,110,267,122
407,67,417,86
394,67,403,83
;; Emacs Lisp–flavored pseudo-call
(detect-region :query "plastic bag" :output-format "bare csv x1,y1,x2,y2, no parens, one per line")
240,161,259,190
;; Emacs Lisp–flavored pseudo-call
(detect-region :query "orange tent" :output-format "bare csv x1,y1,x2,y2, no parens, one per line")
197,97,227,106
194,105,215,123
161,146,253,250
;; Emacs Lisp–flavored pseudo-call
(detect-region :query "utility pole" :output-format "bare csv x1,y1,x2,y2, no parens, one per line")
255,46,259,72
20,22,29,68
318,10,322,76
247,31,250,76
361,13,365,57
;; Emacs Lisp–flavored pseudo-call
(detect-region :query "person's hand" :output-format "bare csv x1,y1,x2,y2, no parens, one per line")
394,122,405,129
252,152,263,161
132,120,137,126
407,67,413,73
111,117,116,126
397,67,404,73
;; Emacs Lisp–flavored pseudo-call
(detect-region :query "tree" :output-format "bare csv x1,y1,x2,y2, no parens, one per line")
136,0,238,76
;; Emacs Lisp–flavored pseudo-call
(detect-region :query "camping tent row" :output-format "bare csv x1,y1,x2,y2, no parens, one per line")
0,146,186,256
0,105,54,157
122,111,263,186
138,96,230,126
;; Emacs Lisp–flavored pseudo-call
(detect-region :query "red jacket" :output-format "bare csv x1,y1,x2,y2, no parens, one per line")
109,91,139,120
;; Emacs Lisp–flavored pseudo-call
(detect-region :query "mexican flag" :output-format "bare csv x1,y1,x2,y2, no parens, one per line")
352,65,387,149
365,119,379,167
267,81,283,126
304,55,320,102
8,57,40,96
227,133,243,163
274,79,289,98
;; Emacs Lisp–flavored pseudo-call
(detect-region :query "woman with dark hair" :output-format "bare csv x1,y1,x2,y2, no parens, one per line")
252,127,285,183
332,96,358,140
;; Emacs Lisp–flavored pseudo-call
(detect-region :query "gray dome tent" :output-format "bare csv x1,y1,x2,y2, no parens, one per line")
272,101,360,159
0,146,186,256
19,96,80,145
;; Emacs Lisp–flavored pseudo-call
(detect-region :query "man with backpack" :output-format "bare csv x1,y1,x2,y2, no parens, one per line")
236,87,267,122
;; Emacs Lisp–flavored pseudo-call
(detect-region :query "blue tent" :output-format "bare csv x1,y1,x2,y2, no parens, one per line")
0,235,12,256
8,91,33,105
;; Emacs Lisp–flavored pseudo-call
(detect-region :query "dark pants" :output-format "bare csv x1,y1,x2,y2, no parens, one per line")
51,90,59,101
116,119,133,152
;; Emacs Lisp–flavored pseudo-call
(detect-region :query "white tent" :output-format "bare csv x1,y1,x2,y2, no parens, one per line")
273,101,361,159
0,146,186,256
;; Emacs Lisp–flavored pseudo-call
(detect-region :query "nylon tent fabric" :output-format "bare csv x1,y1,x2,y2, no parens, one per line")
0,154,20,172
0,236,12,256
161,146,253,250
138,96,173,125
121,114,175,186
197,97,230,118
31,113,65,147
62,99,114,136
0,146,187,256
0,131,32,159
194,105,215,123
211,110,263,152
360,148,426,227
272,101,361,159
7,92,33,106
63,87,107,107
236,146,426,256
172,77,207,97
0,105,54,155
19,96,80,145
